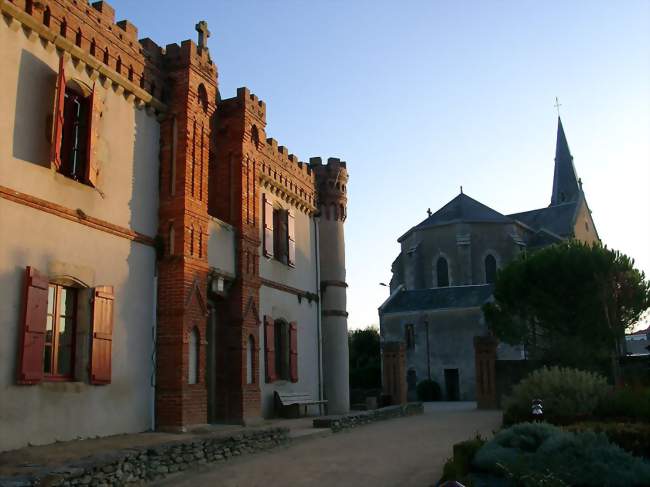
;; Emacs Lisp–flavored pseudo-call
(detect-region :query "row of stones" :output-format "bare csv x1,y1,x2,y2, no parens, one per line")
1,428,289,487
313,403,424,433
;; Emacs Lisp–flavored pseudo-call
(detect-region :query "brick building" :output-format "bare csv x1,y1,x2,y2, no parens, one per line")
0,0,349,452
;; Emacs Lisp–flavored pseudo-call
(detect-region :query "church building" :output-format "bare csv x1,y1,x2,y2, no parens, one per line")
0,0,349,452
379,117,599,402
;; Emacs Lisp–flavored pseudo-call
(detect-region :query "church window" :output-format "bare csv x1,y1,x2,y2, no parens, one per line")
75,28,82,47
43,7,51,26
436,256,449,287
116,56,122,74
103,47,109,65
405,324,415,350
128,65,134,82
25,0,33,14
246,335,255,384
485,254,497,284
90,38,96,57
585,221,589,232
188,327,199,384
59,18,67,38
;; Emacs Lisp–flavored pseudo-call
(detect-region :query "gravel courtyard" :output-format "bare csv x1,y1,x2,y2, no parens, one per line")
154,402,502,487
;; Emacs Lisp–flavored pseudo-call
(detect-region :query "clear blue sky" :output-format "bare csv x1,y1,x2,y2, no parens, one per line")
112,0,650,330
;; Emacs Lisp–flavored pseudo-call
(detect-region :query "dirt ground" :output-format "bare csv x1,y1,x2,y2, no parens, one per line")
154,402,502,487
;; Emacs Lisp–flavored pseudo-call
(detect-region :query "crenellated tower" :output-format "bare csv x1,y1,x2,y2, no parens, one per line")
310,157,350,414
156,28,218,430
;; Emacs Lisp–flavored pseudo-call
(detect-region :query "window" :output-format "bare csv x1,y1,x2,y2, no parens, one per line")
274,320,290,381
60,84,90,181
50,57,101,186
485,254,497,284
263,316,298,383
251,124,260,149
436,256,449,287
188,327,199,384
44,284,77,378
405,324,415,350
17,267,115,385
262,193,295,267
246,335,255,384
198,83,209,113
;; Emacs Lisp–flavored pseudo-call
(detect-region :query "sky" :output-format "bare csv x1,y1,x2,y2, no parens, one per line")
111,0,650,330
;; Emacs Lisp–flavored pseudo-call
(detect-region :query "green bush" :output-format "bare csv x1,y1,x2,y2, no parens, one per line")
416,379,441,401
567,422,650,459
502,366,609,425
473,422,650,486
594,387,650,422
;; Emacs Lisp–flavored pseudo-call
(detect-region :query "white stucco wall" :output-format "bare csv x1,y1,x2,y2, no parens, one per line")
0,25,159,451
207,217,236,276
256,191,320,417
258,286,320,418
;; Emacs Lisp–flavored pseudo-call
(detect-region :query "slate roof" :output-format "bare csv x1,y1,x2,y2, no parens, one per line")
551,117,581,206
380,284,494,314
399,193,511,242
508,201,578,238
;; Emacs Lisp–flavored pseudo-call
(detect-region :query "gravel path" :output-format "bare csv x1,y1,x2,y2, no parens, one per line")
154,403,502,487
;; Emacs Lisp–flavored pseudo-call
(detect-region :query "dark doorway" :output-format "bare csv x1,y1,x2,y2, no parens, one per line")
444,368,460,401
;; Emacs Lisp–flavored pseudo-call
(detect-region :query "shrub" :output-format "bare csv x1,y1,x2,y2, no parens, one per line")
502,366,609,425
473,422,650,486
594,387,650,422
416,379,441,401
567,422,650,459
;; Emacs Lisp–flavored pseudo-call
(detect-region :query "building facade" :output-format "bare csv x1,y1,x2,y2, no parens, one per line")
379,118,599,401
0,0,349,452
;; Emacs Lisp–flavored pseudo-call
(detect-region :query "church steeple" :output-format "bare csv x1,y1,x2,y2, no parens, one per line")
551,116,581,206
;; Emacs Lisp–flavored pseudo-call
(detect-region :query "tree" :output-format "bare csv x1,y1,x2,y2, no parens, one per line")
348,326,381,389
483,242,650,380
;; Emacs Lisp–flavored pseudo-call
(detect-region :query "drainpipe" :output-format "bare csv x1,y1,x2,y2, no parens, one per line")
314,216,324,401
151,273,157,431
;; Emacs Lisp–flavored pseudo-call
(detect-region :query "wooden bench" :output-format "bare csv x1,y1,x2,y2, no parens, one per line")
275,391,328,418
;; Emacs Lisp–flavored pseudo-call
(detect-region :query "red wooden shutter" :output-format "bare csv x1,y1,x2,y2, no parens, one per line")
85,82,102,187
17,267,49,385
90,286,114,384
289,321,298,383
287,210,296,267
263,194,274,257
264,315,277,383
50,55,66,170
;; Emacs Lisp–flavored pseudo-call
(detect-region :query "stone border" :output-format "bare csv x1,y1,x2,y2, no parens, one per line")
313,403,424,433
0,428,288,486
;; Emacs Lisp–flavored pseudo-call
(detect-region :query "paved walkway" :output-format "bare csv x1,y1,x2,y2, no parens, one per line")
154,403,502,487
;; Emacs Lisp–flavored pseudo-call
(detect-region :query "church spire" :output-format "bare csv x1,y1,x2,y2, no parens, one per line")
551,116,581,206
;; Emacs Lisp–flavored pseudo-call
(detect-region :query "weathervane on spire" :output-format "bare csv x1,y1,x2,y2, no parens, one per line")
554,97,562,117
195,20,210,51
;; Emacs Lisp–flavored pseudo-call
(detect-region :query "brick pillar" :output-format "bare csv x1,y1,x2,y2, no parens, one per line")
382,342,407,405
474,335,498,409
208,87,265,423
156,39,218,430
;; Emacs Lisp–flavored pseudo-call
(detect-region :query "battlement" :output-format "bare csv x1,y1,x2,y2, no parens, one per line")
309,157,348,175
309,156,348,221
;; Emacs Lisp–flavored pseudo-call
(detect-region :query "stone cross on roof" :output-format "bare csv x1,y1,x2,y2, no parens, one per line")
195,20,210,50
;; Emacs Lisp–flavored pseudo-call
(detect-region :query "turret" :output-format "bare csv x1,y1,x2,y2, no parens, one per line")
310,157,349,414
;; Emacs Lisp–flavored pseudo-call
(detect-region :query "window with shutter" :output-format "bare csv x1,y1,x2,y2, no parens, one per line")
17,267,49,385
263,194,274,257
287,211,296,267
289,321,298,383
264,315,277,382
90,286,114,384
